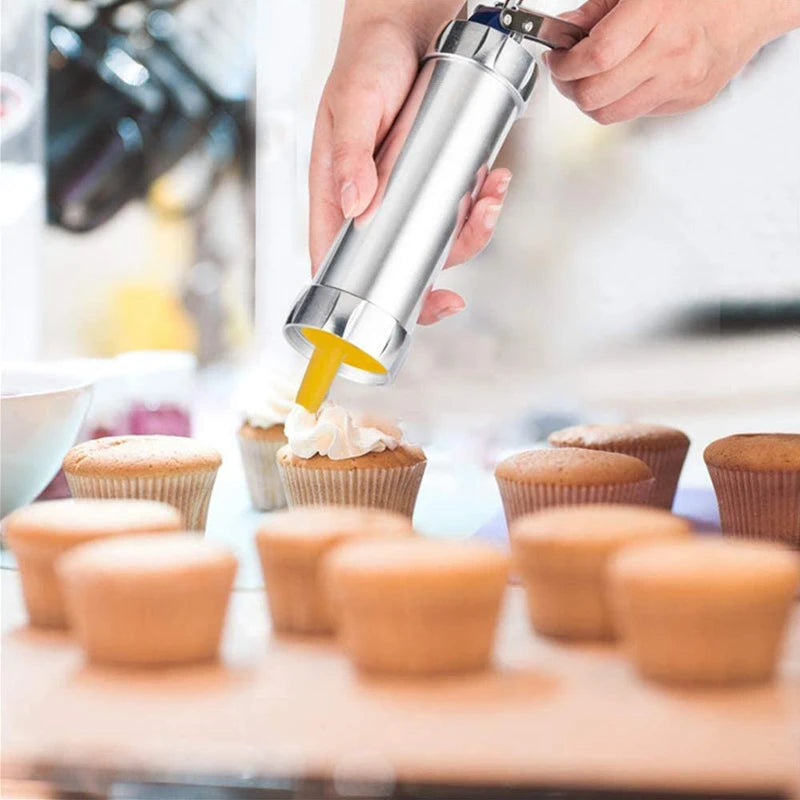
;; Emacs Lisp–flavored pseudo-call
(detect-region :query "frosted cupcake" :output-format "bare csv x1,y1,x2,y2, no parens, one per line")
237,376,295,511
63,435,221,531
277,404,426,518
548,423,690,510
704,434,800,548
495,448,655,525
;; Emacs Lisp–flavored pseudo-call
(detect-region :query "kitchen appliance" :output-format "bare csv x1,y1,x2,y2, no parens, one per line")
284,3,586,411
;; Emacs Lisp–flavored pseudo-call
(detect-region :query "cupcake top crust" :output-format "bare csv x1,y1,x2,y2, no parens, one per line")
63,435,222,478
326,539,508,589
611,540,800,595
495,448,653,485
4,499,182,545
511,504,691,548
59,533,236,580
703,433,800,471
549,423,689,451
257,507,413,556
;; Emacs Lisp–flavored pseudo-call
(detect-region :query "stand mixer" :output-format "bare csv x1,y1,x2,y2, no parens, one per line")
285,2,587,412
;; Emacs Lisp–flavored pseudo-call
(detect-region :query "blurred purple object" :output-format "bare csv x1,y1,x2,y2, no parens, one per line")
671,487,721,533
128,403,192,436
473,487,722,549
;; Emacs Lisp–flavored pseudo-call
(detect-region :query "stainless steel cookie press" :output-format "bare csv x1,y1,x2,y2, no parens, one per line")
285,2,586,411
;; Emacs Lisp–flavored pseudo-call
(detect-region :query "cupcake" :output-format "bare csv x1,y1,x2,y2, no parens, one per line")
548,423,690,510
237,374,295,511
277,404,426,518
704,434,800,548
610,540,800,685
4,499,182,628
256,507,414,634
63,435,222,531
495,448,654,525
326,538,509,675
59,533,237,666
511,505,692,640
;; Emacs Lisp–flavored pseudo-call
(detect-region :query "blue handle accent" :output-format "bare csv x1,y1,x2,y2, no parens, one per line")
469,6,506,32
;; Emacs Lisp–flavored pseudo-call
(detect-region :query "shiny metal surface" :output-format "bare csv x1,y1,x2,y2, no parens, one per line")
284,285,410,385
284,18,555,384
497,7,587,49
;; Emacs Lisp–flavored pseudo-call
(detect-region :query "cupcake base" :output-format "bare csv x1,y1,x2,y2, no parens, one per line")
278,461,426,518
707,466,800,548
497,478,654,526
609,444,688,510
238,435,287,512
614,597,793,685
65,470,218,531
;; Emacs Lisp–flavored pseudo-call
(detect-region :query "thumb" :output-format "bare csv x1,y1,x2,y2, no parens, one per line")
330,84,383,219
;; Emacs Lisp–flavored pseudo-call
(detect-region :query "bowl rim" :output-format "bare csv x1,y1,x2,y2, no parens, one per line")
1,362,94,400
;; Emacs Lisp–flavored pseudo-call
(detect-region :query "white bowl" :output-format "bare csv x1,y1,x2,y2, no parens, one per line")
1,364,93,517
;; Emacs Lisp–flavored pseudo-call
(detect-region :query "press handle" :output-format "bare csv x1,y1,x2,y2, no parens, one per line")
496,4,587,50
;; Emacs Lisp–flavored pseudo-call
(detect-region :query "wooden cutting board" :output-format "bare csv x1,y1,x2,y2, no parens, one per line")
2,570,799,797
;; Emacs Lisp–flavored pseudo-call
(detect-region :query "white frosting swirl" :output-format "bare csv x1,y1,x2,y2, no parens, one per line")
241,374,297,428
284,403,403,460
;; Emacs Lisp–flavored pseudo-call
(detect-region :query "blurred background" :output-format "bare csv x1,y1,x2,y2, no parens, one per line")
2,0,798,530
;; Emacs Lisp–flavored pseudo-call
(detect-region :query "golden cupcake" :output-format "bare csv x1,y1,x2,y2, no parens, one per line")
704,433,800,548
4,499,182,628
549,422,690,510
63,435,222,531
610,540,800,685
256,507,414,634
326,538,508,675
511,505,692,640
59,533,237,666
495,448,654,525
277,404,426,518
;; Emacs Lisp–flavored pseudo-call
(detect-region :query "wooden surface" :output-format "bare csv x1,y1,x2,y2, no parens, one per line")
2,568,799,796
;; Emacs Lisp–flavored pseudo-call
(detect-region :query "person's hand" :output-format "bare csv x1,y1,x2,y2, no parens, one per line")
309,11,511,326
546,0,800,124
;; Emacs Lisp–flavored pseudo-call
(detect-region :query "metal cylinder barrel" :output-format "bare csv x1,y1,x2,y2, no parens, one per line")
285,20,537,384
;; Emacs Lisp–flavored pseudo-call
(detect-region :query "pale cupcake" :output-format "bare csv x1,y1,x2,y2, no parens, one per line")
4,499,182,628
610,540,800,685
59,533,237,666
704,434,800,548
326,538,509,675
237,375,295,511
256,507,414,634
63,435,222,531
495,448,654,525
549,423,690,510
277,404,426,518
511,505,692,640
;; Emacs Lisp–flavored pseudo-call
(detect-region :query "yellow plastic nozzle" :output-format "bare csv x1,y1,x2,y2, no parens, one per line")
295,328,387,413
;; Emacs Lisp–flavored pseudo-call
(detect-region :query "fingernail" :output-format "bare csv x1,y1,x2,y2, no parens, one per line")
435,304,463,322
484,203,503,230
340,181,358,219
497,176,512,196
